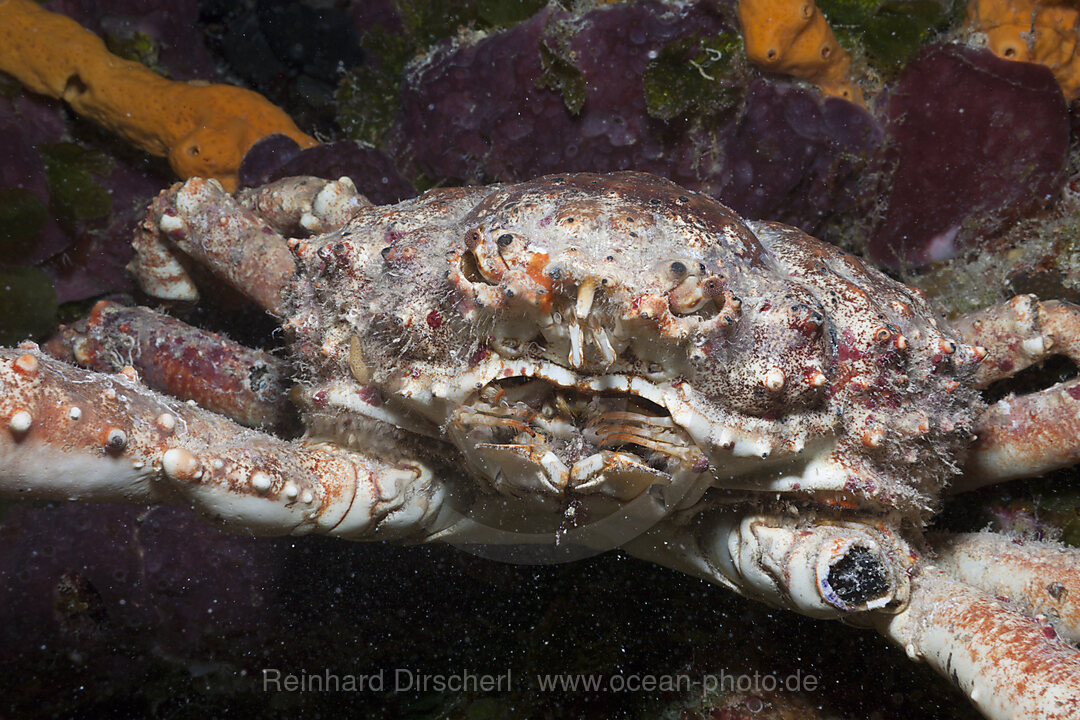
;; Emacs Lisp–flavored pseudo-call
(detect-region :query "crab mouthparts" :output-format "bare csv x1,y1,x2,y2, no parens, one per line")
450,377,704,501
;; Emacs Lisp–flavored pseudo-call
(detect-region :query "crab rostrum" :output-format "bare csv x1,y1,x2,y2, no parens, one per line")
3,172,1080,719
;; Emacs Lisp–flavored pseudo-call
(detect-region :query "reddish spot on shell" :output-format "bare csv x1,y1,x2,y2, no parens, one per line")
526,252,554,312
469,345,490,367
357,386,382,406
838,343,867,362
1067,385,1080,401
997,358,1014,372
426,310,443,329
1042,626,1058,640
837,330,868,362
312,390,328,406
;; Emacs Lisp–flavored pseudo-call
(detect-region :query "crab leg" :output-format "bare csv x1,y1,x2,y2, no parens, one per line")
875,568,1080,720
953,296,1080,489
928,531,1080,644
624,509,913,617
951,295,1080,387
961,376,1080,488
0,348,446,541
47,301,291,430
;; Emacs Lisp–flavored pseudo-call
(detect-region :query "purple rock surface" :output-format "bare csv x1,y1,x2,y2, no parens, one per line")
392,0,881,235
239,136,415,206
0,503,281,693
0,90,167,304
0,93,71,266
709,80,882,228
868,44,1069,269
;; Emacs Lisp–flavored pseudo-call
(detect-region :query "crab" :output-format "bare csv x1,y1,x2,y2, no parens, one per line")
1,170,1079,719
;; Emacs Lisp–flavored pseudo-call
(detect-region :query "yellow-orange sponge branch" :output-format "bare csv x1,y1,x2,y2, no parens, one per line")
737,0,863,104
967,0,1080,100
0,0,317,190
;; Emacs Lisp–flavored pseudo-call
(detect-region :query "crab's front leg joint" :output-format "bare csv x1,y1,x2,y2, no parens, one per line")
160,440,446,541
952,294,1045,387
237,176,371,235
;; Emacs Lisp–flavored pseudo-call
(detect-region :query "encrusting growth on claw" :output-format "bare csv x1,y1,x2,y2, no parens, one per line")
47,300,292,430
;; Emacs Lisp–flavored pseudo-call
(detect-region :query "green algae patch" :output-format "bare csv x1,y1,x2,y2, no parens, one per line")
0,265,58,345
0,188,47,250
337,0,547,146
537,37,587,115
336,64,402,147
643,32,744,122
820,0,953,73
41,142,114,229
104,30,165,74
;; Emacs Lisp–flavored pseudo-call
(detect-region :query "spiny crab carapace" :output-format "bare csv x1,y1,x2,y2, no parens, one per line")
2,171,1079,719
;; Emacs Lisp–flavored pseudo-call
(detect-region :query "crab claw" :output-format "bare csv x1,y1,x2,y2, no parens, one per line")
698,513,910,616
624,511,911,619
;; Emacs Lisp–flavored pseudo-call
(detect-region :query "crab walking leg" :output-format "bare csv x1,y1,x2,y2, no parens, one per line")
0,348,446,540
960,376,1080,489
875,569,1080,720
237,176,372,235
927,531,1080,644
50,300,291,430
953,296,1080,488
951,295,1080,387
135,177,296,315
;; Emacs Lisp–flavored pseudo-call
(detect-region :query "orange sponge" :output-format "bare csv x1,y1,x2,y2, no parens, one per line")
967,0,1080,100
0,0,317,189
736,0,863,104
